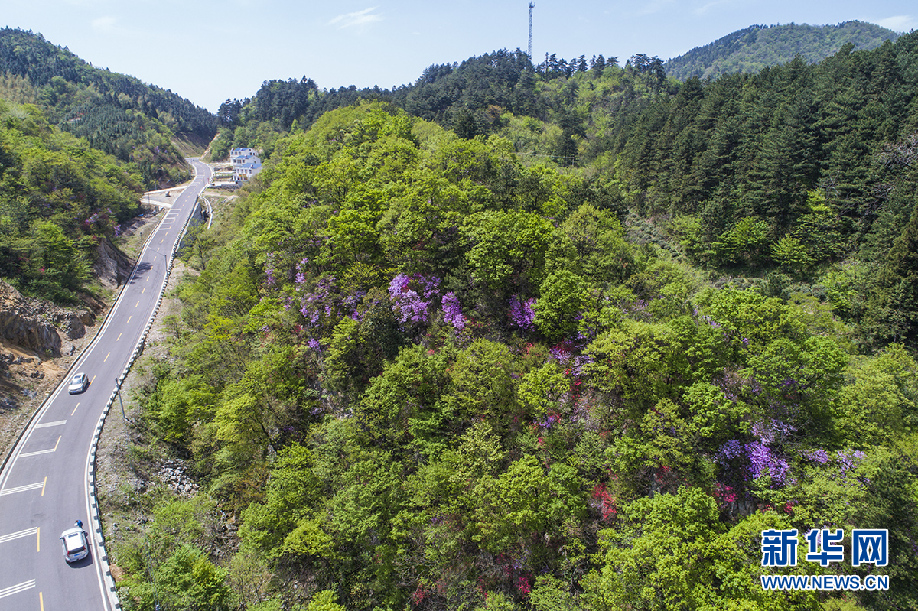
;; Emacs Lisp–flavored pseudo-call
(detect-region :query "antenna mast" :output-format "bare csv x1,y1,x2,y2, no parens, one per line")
528,2,535,59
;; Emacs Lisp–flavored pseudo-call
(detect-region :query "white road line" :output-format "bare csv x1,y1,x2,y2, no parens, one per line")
22,435,61,457
34,421,66,429
0,580,35,599
19,447,57,458
0,528,38,544
0,482,44,496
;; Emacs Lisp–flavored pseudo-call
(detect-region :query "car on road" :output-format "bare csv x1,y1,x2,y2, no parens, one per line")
68,372,89,394
60,526,89,563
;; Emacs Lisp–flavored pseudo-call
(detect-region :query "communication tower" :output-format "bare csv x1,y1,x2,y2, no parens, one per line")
528,2,535,59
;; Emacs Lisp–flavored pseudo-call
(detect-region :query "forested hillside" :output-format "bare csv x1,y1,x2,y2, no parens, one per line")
215,30,918,352
0,28,218,186
0,99,142,302
664,21,900,81
113,24,918,604
211,48,628,160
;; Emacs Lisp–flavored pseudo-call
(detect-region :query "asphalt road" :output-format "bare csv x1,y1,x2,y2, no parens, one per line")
0,159,212,610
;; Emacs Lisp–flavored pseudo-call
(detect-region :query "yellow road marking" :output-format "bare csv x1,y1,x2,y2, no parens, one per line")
91,375,96,384
127,316,132,323
53,436,60,451
71,402,80,415
135,301,139,308
40,476,47,497
117,333,122,341
103,352,109,363
40,591,44,611
142,287,145,294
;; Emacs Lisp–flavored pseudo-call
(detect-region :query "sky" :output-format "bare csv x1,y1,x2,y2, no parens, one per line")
3,0,917,113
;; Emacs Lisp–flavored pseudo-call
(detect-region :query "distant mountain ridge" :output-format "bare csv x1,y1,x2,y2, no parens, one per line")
0,27,218,186
665,21,900,81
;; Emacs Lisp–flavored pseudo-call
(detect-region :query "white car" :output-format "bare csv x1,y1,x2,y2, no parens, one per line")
60,527,89,563
68,372,89,394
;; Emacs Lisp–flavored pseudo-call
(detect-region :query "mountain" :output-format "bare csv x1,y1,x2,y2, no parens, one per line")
110,31,918,606
0,98,143,302
665,21,900,81
0,27,218,186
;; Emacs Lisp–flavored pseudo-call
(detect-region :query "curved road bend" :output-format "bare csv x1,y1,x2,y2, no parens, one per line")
0,159,212,610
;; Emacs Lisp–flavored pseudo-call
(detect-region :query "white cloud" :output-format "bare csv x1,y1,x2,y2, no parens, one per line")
329,7,382,30
91,16,117,32
873,15,917,33
694,0,736,16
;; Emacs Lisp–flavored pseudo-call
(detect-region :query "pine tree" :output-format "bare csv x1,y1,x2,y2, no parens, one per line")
865,198,918,349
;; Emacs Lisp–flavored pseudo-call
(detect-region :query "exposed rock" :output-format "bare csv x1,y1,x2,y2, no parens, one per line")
0,280,101,358
0,396,17,412
0,281,62,356
94,238,134,289
157,459,199,496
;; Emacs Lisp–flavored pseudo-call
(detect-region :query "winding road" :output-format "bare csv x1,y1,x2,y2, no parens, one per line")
0,159,212,610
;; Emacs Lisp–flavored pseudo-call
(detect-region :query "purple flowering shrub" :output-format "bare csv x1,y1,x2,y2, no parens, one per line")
801,448,830,464
717,420,796,489
388,273,441,324
441,291,465,331
264,252,278,286
296,275,362,333
509,295,536,331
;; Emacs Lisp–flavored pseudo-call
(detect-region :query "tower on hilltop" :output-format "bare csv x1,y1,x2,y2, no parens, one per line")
529,2,535,59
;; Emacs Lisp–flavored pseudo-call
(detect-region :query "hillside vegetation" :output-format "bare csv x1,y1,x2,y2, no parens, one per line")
216,30,918,351
4,18,913,611
0,28,218,186
114,27,918,605
0,99,142,302
665,21,900,81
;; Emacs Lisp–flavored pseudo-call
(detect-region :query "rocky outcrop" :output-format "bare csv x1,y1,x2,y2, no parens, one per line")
94,238,134,289
158,459,200,497
0,281,96,357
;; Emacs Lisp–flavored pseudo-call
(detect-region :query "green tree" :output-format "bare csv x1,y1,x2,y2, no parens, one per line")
712,216,769,267
471,455,585,555
462,210,555,293
534,270,587,342
306,590,346,611
771,235,812,276
864,200,918,350
581,488,817,610
21,220,89,299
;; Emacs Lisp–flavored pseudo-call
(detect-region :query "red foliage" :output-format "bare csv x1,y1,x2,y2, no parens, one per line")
591,482,618,520
412,584,425,606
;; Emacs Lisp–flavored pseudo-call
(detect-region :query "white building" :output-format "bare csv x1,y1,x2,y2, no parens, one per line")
230,148,262,184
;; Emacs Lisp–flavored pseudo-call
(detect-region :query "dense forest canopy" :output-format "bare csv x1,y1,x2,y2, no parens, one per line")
211,48,629,160
215,29,918,351
2,18,917,611
0,99,142,301
116,34,918,609
664,21,901,81
0,27,219,186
